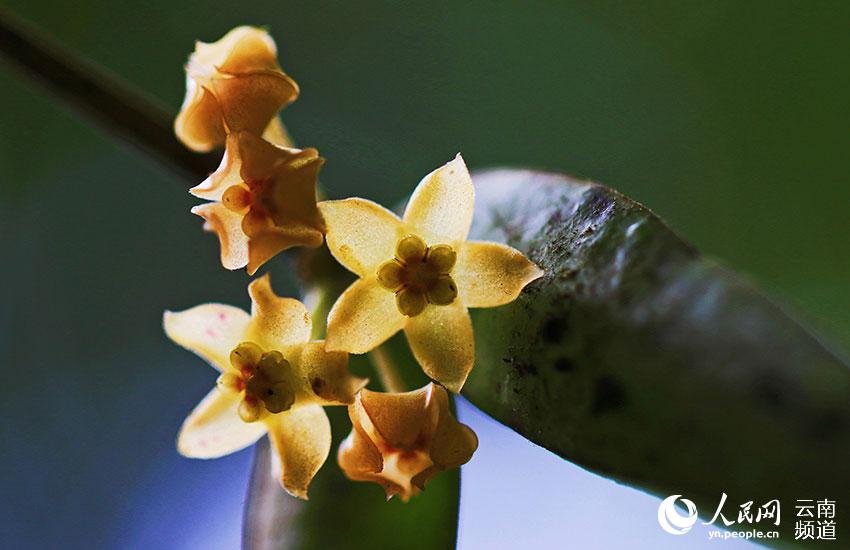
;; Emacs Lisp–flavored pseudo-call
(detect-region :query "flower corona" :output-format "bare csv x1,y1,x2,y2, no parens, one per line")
320,155,543,392
163,275,366,498
191,131,325,274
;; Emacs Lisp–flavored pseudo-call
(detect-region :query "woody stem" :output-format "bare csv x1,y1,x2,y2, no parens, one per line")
0,7,218,182
368,347,406,393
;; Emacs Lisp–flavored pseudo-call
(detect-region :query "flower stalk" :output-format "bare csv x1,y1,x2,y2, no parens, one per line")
368,346,406,393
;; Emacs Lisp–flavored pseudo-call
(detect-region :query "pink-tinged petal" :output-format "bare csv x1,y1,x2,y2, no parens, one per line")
163,304,251,371
454,241,543,308
326,278,406,354
404,302,474,393
246,274,312,349
177,387,267,458
191,202,249,271
319,199,403,277
265,404,331,499
402,155,474,245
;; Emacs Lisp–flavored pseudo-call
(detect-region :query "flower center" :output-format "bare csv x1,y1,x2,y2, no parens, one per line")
221,181,277,237
221,183,256,213
217,341,295,422
376,235,458,317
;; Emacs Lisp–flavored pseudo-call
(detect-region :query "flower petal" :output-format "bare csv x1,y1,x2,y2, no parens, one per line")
265,404,331,499
176,26,299,153
402,154,474,245
235,131,304,183
319,199,403,277
263,152,324,230
262,116,293,147
246,226,324,275
286,341,366,405
454,241,544,308
163,304,251,371
427,384,478,468
215,26,280,73
189,26,279,76
359,386,430,450
338,398,407,500
209,71,298,138
338,404,383,475
326,278,406,354
177,387,267,458
191,131,296,201
404,302,474,393
189,133,244,201
191,202,249,270
246,274,312,349
174,83,225,153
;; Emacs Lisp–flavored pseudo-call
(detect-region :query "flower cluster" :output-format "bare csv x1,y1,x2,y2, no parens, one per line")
166,26,542,500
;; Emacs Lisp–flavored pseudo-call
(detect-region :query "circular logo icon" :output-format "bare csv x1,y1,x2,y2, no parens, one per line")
658,495,698,535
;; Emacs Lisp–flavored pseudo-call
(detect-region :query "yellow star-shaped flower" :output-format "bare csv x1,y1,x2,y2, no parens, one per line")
319,155,543,392
163,274,366,498
338,383,478,501
191,131,325,275
175,26,298,152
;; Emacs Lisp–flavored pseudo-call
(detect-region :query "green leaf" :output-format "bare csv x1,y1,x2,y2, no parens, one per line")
459,169,850,540
249,168,848,547
242,356,460,550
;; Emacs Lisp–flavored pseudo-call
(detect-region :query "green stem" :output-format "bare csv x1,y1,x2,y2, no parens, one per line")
0,7,218,182
368,346,406,393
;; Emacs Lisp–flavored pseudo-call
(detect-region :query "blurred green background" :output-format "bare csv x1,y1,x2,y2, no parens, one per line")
1,1,847,548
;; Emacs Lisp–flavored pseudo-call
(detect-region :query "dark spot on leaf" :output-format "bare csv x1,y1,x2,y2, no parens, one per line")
751,375,788,411
542,317,567,343
591,375,626,416
513,362,537,377
311,378,325,395
808,410,845,440
553,357,574,373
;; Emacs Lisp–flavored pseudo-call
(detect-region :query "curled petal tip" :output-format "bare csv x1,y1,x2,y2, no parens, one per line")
440,379,465,394
282,483,310,500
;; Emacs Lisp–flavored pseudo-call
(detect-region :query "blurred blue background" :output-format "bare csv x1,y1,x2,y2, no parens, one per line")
1,1,847,548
